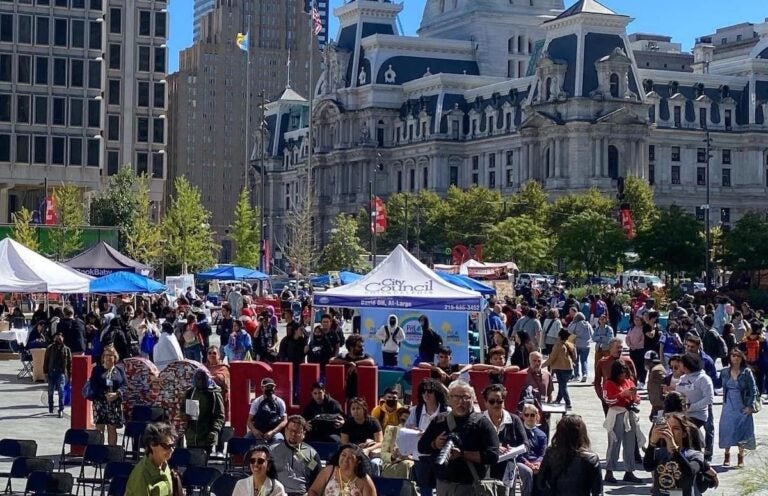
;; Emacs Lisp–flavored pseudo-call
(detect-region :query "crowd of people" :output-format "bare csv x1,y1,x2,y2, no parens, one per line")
8,281,768,496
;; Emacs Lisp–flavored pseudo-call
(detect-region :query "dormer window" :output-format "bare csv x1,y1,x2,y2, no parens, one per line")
609,74,619,98
674,107,681,127
545,77,552,100
724,109,732,129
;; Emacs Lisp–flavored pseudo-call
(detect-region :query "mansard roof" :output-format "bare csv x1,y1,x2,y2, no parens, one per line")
551,0,616,21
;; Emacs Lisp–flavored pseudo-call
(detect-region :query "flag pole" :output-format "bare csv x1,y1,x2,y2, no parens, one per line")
306,2,316,208
244,17,251,207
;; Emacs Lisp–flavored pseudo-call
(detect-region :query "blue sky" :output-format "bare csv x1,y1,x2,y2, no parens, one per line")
168,0,766,73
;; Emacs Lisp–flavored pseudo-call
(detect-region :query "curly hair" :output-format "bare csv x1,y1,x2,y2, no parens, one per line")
244,446,278,479
329,444,371,478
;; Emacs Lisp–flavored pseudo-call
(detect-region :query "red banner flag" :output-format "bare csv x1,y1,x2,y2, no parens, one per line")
44,196,57,225
370,196,387,234
620,208,635,239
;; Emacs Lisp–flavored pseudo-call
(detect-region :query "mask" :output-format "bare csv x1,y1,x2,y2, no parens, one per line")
389,319,397,326
385,398,397,408
264,387,274,397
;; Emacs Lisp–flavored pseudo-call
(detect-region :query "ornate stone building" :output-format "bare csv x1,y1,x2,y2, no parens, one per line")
254,0,768,258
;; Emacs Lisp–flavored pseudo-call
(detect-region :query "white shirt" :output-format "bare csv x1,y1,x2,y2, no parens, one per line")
153,332,183,370
232,476,286,496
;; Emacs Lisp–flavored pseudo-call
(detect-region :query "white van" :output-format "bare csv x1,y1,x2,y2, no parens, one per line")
621,271,664,289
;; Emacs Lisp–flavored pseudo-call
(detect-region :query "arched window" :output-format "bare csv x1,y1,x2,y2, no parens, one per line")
608,145,619,179
508,37,515,53
518,36,525,54
545,77,552,101
544,147,551,178
376,120,385,147
528,40,533,54
609,73,620,98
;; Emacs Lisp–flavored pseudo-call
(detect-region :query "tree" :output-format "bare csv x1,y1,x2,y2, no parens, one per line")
634,205,706,279
485,215,552,272
555,211,626,276
622,175,657,233
378,190,446,254
506,180,550,227
124,175,162,267
10,207,39,252
283,193,319,276
230,188,261,268
162,176,219,274
722,212,768,288
435,185,503,246
550,187,614,230
90,166,138,249
49,184,85,261
319,213,369,273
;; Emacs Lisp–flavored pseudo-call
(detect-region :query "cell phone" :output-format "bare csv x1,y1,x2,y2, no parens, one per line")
653,413,667,426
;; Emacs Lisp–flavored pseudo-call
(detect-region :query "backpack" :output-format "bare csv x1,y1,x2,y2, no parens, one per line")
251,396,283,432
517,384,542,413
706,328,727,359
384,326,403,346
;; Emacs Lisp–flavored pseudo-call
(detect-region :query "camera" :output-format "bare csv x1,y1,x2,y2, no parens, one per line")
436,434,460,465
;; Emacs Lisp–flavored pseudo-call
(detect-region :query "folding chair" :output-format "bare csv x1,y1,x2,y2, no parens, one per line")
371,476,418,496
3,456,53,493
0,439,37,460
308,441,340,464
74,445,125,496
181,467,221,496
9,342,33,380
97,462,135,496
120,422,148,461
223,438,256,474
169,447,208,471
130,406,165,423
59,430,103,471
209,473,239,496
105,476,127,496
25,471,74,495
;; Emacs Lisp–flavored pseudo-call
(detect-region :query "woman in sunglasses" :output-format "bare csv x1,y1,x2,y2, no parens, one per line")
125,422,178,496
233,446,286,496
482,384,532,496
307,444,376,496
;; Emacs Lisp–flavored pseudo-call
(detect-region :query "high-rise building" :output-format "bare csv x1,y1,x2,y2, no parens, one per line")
167,0,320,260
0,0,168,224
305,0,329,48
193,0,215,42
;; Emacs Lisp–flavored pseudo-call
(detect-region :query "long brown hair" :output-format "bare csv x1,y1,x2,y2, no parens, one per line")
546,415,592,472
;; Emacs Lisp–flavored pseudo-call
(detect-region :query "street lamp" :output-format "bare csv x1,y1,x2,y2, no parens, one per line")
369,154,384,267
704,131,713,290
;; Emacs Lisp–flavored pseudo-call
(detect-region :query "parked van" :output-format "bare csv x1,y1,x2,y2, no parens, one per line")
620,270,664,289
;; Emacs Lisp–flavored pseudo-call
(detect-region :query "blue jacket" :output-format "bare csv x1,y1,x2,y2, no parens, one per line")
698,350,720,388
719,366,758,409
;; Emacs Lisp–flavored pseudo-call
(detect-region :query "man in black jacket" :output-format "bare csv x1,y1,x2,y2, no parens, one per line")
57,306,86,355
418,380,499,495
302,382,344,443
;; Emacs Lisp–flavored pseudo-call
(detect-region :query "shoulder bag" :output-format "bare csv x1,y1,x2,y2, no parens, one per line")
446,413,509,496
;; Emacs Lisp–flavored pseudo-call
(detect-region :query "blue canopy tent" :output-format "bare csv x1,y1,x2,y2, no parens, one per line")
196,266,269,281
310,271,363,287
90,271,167,294
435,271,496,296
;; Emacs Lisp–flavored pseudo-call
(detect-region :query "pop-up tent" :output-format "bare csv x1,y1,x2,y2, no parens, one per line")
65,241,153,277
0,237,93,293
196,266,269,281
90,271,167,294
310,271,363,287
313,245,484,312
435,271,496,296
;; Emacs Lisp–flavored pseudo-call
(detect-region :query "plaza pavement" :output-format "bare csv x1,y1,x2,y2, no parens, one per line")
1,335,768,495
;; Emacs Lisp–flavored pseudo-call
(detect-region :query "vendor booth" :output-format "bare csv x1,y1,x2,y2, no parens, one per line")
310,271,362,287
313,245,485,368
196,266,269,281
89,271,167,294
64,241,153,277
0,237,93,293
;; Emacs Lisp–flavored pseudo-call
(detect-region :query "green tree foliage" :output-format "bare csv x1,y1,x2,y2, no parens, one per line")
555,211,626,276
634,205,706,278
722,212,768,288
550,187,614,230
230,188,261,268
90,166,138,249
124,175,162,267
162,176,219,274
485,215,552,271
378,190,446,254
505,180,550,227
355,208,371,249
319,213,369,273
436,185,502,246
10,207,39,252
49,184,85,260
622,176,657,233
283,193,319,276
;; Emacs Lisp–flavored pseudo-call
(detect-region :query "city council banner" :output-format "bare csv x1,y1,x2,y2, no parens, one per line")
359,308,469,368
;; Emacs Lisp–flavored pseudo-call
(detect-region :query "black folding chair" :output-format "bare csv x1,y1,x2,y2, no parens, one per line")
75,445,124,496
3,456,53,493
97,462,135,496
181,467,221,496
105,476,127,496
8,341,32,379
169,447,208,471
120,422,148,461
130,405,165,423
223,438,256,474
308,441,340,463
59,430,103,471
25,471,74,495
0,438,38,460
209,473,239,496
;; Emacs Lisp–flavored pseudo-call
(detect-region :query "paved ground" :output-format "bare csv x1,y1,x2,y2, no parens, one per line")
2,333,768,495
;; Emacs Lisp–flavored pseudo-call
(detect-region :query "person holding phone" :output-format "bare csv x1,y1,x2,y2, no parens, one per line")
602,360,643,485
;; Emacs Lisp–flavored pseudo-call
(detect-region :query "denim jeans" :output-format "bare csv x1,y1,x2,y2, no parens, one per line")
574,347,590,378
47,371,66,413
554,370,572,407
183,343,203,362
413,457,436,496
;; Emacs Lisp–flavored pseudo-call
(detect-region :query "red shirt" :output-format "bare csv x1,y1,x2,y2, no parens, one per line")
603,378,640,409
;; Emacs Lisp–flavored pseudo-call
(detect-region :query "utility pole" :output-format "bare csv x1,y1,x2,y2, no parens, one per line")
704,130,712,290
260,90,267,273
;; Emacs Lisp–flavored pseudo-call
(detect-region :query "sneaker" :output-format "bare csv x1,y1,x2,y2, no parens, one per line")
566,404,573,410
623,473,643,484
57,411,63,418
580,376,588,383
604,471,617,484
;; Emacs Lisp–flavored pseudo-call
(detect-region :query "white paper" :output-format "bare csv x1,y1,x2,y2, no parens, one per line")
395,427,422,458
541,402,567,414
497,444,527,463
185,399,200,420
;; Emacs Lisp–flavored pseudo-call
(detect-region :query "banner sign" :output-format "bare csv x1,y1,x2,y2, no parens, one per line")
359,308,469,368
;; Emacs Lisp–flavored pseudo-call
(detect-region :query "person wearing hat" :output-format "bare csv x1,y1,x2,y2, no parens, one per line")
182,369,225,453
247,378,288,445
644,351,666,421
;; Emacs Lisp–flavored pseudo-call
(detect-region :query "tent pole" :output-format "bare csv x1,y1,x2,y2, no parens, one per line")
477,307,486,364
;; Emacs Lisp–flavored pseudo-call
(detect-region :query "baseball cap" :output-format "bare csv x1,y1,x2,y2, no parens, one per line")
261,378,276,388
644,350,660,362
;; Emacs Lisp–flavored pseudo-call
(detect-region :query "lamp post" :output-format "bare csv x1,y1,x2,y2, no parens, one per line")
704,131,713,290
369,154,384,267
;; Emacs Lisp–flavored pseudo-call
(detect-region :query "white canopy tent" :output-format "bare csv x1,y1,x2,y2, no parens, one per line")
0,237,93,293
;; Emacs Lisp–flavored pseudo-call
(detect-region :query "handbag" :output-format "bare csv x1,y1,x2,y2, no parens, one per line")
81,380,95,401
753,394,762,413
445,413,510,496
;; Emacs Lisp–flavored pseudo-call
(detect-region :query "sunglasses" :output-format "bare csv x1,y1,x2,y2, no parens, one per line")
486,399,504,405
523,413,537,418
157,442,175,450
249,457,268,465
207,351,218,355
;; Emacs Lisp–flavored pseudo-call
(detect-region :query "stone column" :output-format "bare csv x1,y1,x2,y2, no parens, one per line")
522,143,530,181
602,138,609,177
0,184,13,224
